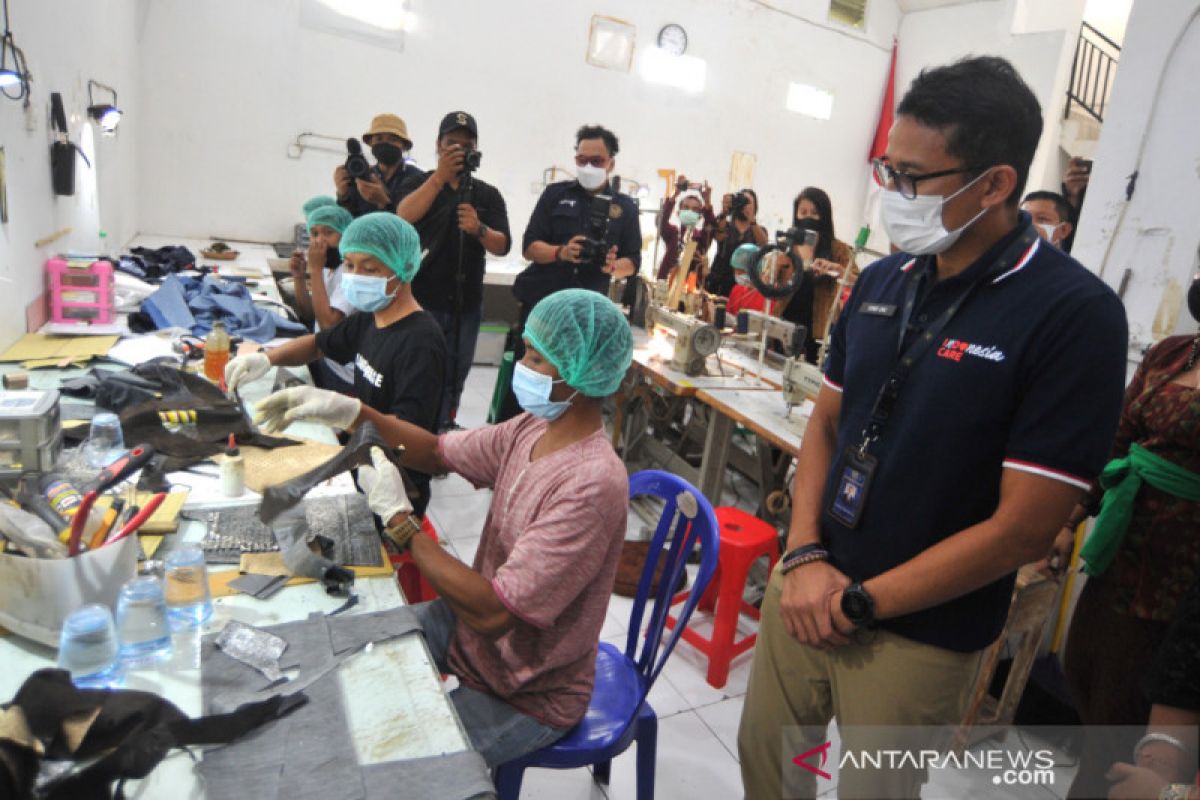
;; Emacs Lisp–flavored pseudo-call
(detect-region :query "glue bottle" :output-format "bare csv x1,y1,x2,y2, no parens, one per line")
39,474,104,544
203,320,230,382
220,434,244,498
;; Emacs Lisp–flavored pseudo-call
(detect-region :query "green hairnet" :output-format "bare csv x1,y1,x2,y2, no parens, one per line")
339,212,422,283
731,243,759,273
306,205,352,235
302,195,337,216
525,289,633,398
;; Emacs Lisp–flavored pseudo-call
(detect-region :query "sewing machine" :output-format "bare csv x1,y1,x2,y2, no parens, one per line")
648,306,721,376
781,356,824,414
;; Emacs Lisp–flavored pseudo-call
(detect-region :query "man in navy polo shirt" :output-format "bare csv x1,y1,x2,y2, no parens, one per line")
738,56,1128,799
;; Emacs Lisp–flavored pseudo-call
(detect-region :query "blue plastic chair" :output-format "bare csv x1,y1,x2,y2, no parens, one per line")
493,469,720,800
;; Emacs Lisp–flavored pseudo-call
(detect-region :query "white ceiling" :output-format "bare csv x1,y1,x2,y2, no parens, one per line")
896,0,1000,13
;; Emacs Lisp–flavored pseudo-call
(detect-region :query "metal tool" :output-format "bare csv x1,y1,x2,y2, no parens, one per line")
648,306,721,376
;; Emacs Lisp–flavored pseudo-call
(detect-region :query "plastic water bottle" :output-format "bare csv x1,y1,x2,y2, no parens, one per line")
164,543,213,629
204,320,230,383
116,576,173,666
58,604,124,688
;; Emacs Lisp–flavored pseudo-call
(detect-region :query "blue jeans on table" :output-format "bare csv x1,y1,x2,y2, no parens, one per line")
427,307,482,428
412,599,568,767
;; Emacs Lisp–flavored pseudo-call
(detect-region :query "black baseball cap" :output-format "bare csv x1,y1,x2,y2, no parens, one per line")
438,111,478,138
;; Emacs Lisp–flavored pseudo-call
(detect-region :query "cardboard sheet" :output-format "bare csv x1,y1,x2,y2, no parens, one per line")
242,439,343,493
95,490,189,535
0,333,119,365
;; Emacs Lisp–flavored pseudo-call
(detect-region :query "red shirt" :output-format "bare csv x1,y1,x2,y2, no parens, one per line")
437,414,629,727
726,284,766,316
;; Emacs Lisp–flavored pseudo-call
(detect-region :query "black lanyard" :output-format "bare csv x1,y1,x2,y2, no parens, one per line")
856,223,1040,456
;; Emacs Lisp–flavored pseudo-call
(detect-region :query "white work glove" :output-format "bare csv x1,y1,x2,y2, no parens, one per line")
254,386,362,433
356,446,413,523
224,352,271,392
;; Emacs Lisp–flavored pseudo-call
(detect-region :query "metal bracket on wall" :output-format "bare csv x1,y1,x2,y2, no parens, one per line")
286,132,348,160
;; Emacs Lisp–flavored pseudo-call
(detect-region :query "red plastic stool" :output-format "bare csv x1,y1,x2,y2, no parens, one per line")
665,506,779,688
389,516,439,604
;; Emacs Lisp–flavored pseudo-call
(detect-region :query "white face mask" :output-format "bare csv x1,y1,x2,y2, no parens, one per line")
577,164,609,191
881,169,991,256
1035,222,1059,243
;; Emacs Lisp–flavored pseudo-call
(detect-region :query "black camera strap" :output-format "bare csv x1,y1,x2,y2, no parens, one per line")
855,221,1038,458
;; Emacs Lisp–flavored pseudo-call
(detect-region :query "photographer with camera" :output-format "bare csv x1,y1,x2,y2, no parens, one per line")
397,111,511,431
705,188,768,297
335,113,423,218
657,176,716,281
516,125,641,307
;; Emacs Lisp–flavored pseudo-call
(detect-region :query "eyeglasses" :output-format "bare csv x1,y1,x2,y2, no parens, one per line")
872,158,984,200
574,154,609,168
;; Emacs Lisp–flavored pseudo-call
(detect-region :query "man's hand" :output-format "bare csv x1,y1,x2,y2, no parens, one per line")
721,193,734,216
779,561,852,649
701,181,712,207
1034,525,1076,579
357,446,414,524
675,175,689,196
288,251,306,281
255,386,362,433
604,251,636,279
355,175,390,209
1063,157,1091,210
435,144,465,187
224,352,271,392
558,235,587,264
334,166,352,199
457,203,482,236
1105,763,1171,799
306,238,326,273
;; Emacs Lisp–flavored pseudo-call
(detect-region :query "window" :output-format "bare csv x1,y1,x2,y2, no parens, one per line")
299,0,413,52
786,82,834,120
829,0,868,29
587,15,636,72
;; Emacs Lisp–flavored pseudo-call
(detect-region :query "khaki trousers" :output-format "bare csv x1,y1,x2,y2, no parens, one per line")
738,565,983,800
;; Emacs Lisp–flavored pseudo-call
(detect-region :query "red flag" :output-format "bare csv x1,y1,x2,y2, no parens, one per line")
869,39,898,163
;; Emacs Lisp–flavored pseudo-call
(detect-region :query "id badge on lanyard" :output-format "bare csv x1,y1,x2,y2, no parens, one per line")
829,445,878,528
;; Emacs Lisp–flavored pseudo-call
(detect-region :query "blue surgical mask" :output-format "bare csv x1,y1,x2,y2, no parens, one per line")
341,273,396,312
678,209,702,228
512,362,576,420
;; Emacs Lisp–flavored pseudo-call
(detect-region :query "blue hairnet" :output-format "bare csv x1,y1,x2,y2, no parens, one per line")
731,243,759,273
339,212,422,283
302,195,337,216
525,289,633,397
306,205,352,235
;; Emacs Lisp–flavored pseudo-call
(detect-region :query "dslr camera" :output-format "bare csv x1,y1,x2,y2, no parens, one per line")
576,194,613,270
461,146,482,174
345,138,370,180
730,191,751,218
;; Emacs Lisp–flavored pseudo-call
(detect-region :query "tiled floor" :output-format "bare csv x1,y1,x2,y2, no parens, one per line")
425,365,1076,799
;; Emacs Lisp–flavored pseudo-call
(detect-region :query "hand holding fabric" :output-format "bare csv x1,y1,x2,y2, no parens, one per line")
357,446,413,523
254,386,362,433
224,352,271,392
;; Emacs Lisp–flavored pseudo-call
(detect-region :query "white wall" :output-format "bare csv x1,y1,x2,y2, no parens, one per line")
895,0,1085,203
0,0,141,348
133,0,900,258
1070,0,1200,357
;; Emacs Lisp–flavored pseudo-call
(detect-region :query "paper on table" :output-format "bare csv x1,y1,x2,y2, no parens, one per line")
41,320,130,337
0,333,119,364
106,334,181,366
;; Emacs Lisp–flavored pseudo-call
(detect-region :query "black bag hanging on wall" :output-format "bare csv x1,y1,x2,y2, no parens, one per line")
49,92,89,196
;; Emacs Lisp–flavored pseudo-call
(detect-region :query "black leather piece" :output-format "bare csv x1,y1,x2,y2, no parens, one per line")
258,421,408,524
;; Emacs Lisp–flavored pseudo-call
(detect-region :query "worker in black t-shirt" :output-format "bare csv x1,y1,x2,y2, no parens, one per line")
226,213,446,515
397,111,511,431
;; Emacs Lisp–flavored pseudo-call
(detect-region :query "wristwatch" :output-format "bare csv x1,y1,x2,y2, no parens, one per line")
476,221,490,239
384,514,423,551
841,582,876,628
